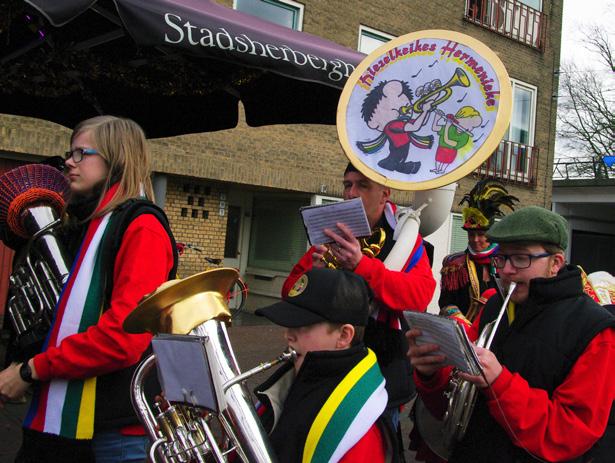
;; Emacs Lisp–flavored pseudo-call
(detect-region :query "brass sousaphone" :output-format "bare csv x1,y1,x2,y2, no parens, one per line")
337,29,513,456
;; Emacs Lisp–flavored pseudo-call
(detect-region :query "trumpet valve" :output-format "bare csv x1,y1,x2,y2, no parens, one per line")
321,245,340,269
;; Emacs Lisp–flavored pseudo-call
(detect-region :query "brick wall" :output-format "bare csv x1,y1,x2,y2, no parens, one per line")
164,176,229,278
0,1,563,210
151,0,562,209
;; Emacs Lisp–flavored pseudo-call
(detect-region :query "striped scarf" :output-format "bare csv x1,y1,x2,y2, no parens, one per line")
24,211,113,439
373,235,425,330
467,242,498,265
302,349,387,463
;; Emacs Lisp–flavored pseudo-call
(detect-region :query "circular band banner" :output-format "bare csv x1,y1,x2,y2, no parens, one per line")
337,30,512,191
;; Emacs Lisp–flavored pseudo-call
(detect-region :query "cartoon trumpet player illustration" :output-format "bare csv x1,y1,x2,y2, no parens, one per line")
356,68,471,176
430,105,483,175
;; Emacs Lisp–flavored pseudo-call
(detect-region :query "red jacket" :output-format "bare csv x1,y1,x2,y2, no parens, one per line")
340,423,385,462
33,214,174,381
283,202,435,318
414,313,615,461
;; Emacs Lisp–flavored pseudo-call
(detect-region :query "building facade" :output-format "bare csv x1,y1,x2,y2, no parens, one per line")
0,0,563,313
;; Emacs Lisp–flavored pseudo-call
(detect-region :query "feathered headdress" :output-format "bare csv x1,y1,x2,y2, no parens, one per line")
459,179,518,230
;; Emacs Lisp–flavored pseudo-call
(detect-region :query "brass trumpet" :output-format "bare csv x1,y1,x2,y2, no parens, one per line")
412,67,471,114
322,227,386,269
442,282,517,451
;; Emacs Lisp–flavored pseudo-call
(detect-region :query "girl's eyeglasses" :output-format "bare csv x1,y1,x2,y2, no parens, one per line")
64,148,99,163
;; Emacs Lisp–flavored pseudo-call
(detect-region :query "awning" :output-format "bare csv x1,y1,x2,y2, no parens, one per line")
1,0,365,137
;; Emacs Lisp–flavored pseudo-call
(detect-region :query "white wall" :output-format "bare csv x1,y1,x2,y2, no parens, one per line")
424,214,453,314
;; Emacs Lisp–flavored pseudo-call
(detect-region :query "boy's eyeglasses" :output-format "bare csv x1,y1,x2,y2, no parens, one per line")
64,148,99,163
492,253,553,269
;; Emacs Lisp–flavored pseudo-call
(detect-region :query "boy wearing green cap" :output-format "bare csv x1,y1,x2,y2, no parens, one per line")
408,206,615,462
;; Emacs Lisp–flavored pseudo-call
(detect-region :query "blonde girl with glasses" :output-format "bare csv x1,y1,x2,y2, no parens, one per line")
0,116,177,463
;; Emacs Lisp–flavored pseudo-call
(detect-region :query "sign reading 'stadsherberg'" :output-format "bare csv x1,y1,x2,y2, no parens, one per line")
338,30,512,191
163,14,357,83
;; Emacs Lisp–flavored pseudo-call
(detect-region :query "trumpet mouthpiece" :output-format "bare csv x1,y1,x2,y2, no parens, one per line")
283,347,298,362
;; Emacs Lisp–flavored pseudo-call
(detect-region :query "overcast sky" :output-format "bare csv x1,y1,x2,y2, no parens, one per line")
560,0,613,65
555,1,613,159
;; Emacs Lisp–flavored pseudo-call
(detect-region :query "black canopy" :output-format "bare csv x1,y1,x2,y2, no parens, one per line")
1,0,364,137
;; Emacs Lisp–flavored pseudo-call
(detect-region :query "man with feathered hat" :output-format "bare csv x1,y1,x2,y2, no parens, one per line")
438,179,518,323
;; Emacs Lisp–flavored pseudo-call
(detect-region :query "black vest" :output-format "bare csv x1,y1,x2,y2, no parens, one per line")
18,200,178,460
254,344,398,463
451,266,615,463
93,199,178,431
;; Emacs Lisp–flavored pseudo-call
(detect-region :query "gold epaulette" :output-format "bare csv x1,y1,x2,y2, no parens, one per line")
440,252,470,291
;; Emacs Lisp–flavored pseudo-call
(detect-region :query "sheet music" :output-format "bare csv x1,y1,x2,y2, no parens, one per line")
404,311,483,375
300,198,371,245
152,334,219,411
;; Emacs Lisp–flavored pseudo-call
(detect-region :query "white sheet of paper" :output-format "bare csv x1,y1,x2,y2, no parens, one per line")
404,311,483,375
300,198,371,245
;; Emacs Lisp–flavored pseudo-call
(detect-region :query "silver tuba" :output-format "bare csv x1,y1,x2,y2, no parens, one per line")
124,268,293,463
0,164,71,356
383,183,458,272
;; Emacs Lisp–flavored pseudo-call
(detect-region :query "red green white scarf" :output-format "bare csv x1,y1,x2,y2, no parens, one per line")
24,207,113,439
302,349,387,462
467,242,498,265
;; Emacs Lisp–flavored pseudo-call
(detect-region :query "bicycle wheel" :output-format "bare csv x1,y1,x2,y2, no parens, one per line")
228,278,248,316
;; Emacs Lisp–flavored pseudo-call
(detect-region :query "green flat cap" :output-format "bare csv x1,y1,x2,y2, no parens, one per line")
487,206,568,250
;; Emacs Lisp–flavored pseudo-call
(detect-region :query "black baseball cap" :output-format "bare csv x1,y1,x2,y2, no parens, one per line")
255,268,372,327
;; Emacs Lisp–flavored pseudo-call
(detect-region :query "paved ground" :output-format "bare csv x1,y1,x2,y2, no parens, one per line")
0,312,417,462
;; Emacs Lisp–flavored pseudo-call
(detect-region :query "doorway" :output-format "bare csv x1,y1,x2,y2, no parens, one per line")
223,190,252,274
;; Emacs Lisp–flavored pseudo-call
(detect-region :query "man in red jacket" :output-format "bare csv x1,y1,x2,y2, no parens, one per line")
408,206,615,462
283,163,436,433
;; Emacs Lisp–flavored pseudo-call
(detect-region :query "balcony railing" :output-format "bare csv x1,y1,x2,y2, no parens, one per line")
476,140,539,185
553,158,615,180
465,0,546,51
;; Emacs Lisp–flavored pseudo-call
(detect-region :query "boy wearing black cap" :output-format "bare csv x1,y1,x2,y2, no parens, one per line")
255,268,397,463
408,206,615,462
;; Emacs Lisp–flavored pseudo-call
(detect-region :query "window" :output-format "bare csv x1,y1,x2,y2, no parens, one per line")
509,80,536,146
234,0,303,30
490,79,537,179
449,214,468,254
519,0,541,10
224,205,241,258
311,194,342,206
358,26,395,54
248,196,310,272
